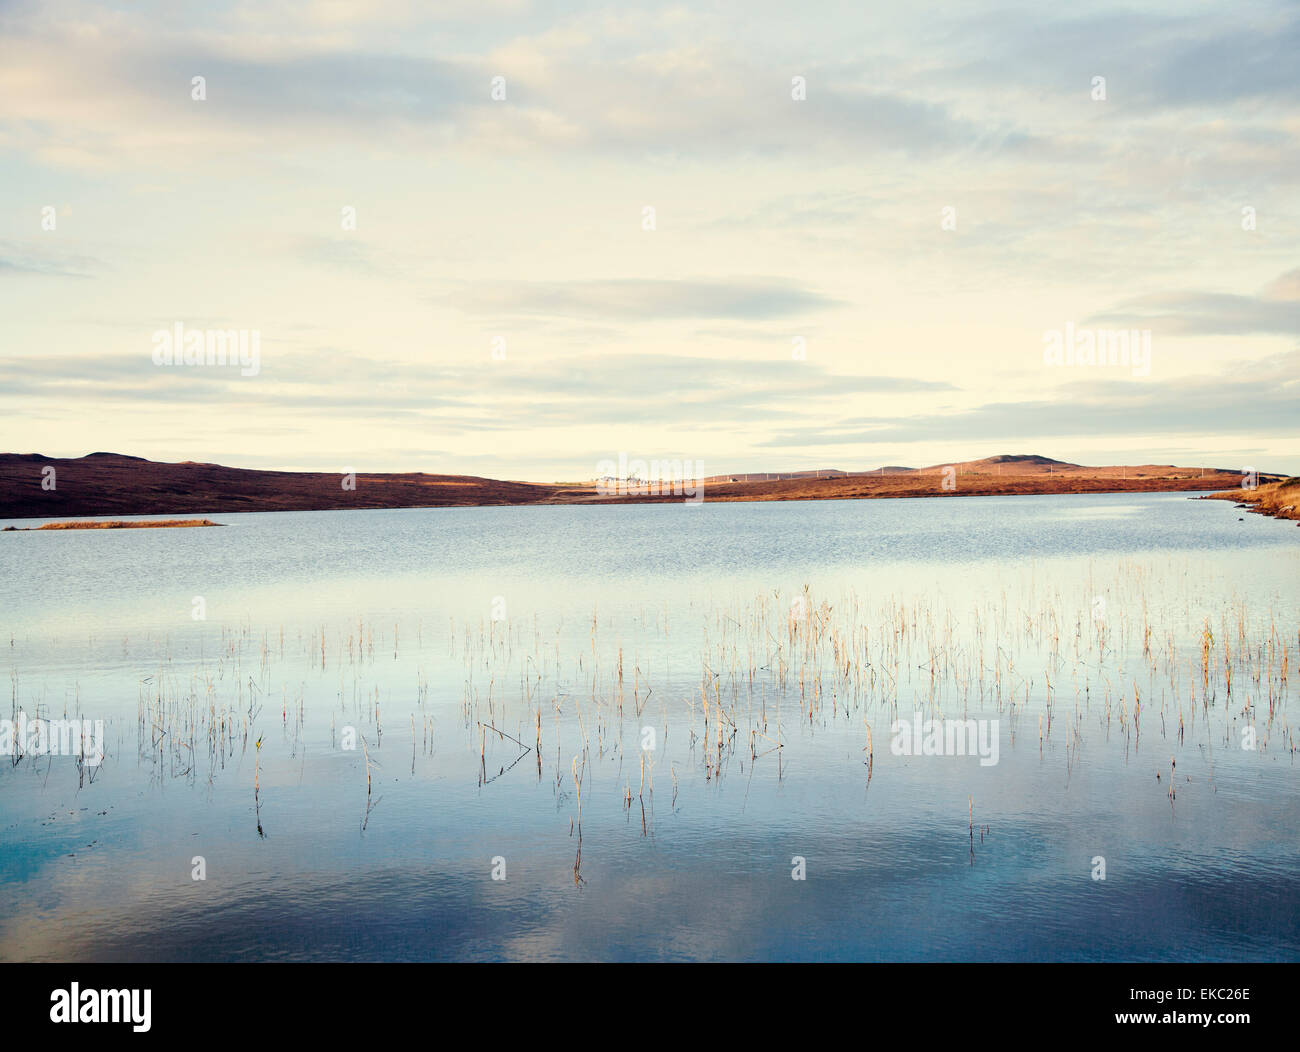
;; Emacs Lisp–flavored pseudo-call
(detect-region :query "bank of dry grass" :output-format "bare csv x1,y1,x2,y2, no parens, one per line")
1207,477,1300,522
3,518,223,531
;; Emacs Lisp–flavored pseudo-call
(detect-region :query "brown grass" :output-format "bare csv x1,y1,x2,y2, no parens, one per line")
3,518,223,531
1206,477,1300,522
554,466,1256,505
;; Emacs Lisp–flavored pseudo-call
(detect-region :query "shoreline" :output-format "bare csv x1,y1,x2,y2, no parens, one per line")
0,452,1285,521
1204,478,1300,524
2,518,223,531
0,481,1282,526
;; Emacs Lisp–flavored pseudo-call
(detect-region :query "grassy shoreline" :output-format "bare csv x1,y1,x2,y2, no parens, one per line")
3,518,223,531
1205,478,1300,523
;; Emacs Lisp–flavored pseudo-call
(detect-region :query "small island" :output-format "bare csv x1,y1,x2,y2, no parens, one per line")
3,518,224,531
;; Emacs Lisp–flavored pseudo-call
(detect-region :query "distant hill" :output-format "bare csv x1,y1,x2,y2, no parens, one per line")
0,452,555,519
920,454,1078,473
0,452,1279,520
985,454,1071,466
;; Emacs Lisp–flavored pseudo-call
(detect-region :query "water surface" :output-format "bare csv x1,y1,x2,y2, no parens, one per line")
1,491,1296,961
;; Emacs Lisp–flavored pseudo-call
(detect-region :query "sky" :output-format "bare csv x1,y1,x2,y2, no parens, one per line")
1,0,1297,480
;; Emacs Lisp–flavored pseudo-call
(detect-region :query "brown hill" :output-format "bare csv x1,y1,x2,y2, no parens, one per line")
0,453,555,519
0,452,1280,520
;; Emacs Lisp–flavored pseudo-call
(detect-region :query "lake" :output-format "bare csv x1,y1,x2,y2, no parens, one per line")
1,491,1297,961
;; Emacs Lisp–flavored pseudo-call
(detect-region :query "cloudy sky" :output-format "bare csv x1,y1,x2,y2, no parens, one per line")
1,0,1297,479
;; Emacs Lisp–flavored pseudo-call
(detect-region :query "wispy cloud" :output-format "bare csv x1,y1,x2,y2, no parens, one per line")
446,278,843,321
759,351,1300,448
1091,268,1300,336
0,241,97,278
0,349,954,429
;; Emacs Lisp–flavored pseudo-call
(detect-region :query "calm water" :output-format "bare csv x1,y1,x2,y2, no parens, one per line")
1,491,1297,961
